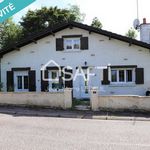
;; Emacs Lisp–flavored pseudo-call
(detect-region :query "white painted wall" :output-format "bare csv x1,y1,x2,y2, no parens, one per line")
1,27,150,98
140,24,150,44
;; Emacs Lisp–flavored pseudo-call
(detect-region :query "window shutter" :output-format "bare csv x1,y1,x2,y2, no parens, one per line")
41,70,49,91
7,71,14,92
101,69,110,85
81,37,88,50
65,69,73,88
56,38,63,51
29,70,36,91
135,68,144,84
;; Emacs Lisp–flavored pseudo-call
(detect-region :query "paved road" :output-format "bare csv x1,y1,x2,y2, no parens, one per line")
0,114,150,150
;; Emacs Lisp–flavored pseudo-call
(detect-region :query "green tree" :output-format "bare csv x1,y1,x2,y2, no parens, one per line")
126,28,137,39
0,18,22,49
68,4,85,22
91,17,102,29
20,5,85,36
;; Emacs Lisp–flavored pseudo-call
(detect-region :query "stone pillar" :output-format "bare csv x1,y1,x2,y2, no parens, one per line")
90,87,99,111
64,88,72,109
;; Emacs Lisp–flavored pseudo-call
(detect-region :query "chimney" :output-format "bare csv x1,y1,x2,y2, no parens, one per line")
143,18,146,24
140,18,150,44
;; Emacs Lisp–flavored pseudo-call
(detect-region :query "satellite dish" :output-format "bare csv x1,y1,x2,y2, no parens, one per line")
133,19,140,29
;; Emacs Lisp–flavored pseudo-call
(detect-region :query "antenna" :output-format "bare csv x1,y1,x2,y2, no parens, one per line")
133,0,140,30
136,0,139,19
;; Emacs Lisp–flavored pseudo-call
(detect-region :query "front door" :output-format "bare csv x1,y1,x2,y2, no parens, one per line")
14,71,29,92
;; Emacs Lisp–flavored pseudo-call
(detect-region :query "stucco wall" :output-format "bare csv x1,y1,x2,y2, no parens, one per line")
0,89,72,109
1,27,150,98
99,96,150,110
90,88,150,111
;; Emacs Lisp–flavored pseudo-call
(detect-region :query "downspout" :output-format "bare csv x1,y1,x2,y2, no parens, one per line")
0,57,1,83
0,57,1,91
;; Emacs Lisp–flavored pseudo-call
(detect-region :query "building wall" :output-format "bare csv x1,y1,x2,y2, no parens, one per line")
1,27,150,98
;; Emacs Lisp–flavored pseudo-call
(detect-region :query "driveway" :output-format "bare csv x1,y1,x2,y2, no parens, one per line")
0,112,150,150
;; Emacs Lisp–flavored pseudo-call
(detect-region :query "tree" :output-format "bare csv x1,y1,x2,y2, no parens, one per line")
0,18,22,49
68,5,85,23
126,28,137,39
91,17,102,29
20,5,85,36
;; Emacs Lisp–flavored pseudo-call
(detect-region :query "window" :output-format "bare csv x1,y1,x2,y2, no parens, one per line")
51,71,59,89
24,76,29,89
17,75,29,90
49,70,64,90
111,68,135,84
64,38,80,50
51,71,58,80
111,70,117,82
17,76,22,89
119,70,124,82
126,70,132,82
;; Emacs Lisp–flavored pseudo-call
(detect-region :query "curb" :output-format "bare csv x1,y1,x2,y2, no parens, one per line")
0,108,150,121
92,116,150,121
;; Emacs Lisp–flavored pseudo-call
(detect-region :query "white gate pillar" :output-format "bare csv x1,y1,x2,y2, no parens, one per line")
90,87,99,111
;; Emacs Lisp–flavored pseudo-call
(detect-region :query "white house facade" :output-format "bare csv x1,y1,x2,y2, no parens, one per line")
0,21,150,99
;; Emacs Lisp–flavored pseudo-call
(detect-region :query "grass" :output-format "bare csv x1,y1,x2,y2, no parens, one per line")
72,98,90,108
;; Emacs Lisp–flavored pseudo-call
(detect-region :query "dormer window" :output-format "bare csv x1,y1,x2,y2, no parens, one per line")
64,38,80,50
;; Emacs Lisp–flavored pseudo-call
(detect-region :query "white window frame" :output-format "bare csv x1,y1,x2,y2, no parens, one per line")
14,71,29,92
110,68,135,85
64,38,80,51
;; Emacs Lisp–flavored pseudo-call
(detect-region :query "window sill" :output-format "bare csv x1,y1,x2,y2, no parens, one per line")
63,50,81,53
109,83,136,87
49,89,64,92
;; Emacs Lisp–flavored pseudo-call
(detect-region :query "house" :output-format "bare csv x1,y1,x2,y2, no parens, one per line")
0,20,150,99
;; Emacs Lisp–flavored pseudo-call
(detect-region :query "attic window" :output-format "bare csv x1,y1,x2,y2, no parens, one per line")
64,38,80,50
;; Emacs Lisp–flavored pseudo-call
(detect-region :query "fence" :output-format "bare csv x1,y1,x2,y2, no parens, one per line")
0,88,72,109
90,88,150,111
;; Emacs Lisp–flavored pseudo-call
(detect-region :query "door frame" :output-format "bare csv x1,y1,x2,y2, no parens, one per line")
14,71,29,92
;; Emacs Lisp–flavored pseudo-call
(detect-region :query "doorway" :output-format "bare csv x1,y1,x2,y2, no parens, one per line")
14,71,29,92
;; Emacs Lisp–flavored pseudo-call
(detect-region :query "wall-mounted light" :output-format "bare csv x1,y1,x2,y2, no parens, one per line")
84,61,87,66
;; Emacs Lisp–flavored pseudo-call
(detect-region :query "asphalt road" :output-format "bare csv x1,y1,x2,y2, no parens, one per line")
0,113,150,150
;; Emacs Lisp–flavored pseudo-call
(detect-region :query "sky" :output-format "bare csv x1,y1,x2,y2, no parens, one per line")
13,0,150,36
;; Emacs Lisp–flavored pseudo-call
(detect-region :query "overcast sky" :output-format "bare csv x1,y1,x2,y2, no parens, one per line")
13,0,150,36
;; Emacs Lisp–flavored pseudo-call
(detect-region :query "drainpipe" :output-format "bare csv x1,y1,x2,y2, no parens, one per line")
108,64,111,82
0,58,1,84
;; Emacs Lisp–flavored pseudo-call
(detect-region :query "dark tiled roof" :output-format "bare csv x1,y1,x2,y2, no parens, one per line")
0,21,150,56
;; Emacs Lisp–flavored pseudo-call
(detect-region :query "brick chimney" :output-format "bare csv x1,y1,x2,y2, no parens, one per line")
143,18,146,24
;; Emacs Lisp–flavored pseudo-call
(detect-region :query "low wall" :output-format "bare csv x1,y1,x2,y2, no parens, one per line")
0,88,72,109
90,88,150,111
99,96,150,111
